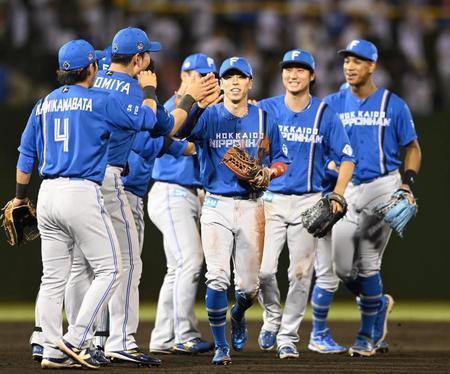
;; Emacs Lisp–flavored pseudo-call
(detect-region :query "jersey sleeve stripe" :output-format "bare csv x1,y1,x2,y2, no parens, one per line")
307,101,327,192
378,89,391,176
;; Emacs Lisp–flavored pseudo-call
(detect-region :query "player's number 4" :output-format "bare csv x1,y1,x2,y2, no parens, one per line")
54,118,69,152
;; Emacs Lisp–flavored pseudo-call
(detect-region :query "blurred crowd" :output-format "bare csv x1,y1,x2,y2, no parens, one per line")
2,0,450,114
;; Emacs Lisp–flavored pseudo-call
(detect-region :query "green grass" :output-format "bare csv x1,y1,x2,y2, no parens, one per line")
0,301,449,322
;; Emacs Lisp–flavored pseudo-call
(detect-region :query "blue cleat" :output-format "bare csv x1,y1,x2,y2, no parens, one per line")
230,306,248,352
31,343,43,362
41,356,82,369
348,335,376,357
375,340,389,354
57,339,100,369
173,337,213,354
92,346,110,366
373,294,394,345
277,344,299,359
258,330,277,351
212,346,231,365
106,347,161,367
308,329,347,354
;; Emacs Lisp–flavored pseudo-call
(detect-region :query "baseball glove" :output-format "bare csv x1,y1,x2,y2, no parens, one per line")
301,192,348,238
222,146,270,190
373,188,418,237
0,199,39,246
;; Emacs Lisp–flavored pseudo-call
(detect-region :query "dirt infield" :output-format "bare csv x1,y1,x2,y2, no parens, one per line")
0,321,448,373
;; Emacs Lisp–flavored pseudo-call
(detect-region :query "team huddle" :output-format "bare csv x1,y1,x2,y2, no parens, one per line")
8,26,421,369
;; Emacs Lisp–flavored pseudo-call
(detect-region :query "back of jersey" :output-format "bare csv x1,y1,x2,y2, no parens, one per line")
37,84,111,184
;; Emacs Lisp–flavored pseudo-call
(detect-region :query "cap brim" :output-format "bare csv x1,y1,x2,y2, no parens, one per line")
279,60,314,71
95,50,106,60
337,49,373,62
219,67,251,78
148,41,162,52
196,67,217,74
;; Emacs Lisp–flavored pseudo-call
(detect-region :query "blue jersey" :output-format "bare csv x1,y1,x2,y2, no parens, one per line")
324,87,417,182
122,132,187,198
188,103,289,195
152,96,202,187
258,95,354,194
121,132,163,198
92,69,172,167
17,85,125,184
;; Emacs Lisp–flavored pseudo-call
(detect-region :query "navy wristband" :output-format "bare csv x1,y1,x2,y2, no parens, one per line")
143,86,157,101
402,169,417,189
177,94,195,113
16,183,29,200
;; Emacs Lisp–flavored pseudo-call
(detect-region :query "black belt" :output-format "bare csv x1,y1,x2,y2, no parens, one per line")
216,191,263,200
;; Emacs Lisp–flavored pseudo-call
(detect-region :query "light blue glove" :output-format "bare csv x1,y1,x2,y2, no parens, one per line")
374,189,418,237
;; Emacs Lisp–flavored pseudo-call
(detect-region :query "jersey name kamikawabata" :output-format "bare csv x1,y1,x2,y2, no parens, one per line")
93,76,131,95
278,125,323,144
209,131,264,148
339,110,391,127
36,97,93,115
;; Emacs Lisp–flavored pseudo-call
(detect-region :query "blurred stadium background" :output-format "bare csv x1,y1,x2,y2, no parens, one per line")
0,0,449,320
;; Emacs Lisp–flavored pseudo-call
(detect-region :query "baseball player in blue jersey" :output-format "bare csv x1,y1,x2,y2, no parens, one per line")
181,57,289,365
256,50,355,359
16,39,129,369
61,133,192,364
60,28,217,366
310,39,422,357
148,53,217,356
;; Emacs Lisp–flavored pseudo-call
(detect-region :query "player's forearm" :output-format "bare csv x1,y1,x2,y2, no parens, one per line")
15,169,32,204
403,140,421,173
183,142,196,156
139,71,158,113
168,94,197,137
17,169,31,185
401,140,421,191
333,160,355,196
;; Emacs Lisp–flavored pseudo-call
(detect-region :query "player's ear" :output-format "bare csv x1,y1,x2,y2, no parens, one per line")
368,62,376,74
310,71,316,83
220,78,224,90
248,78,253,91
181,71,189,81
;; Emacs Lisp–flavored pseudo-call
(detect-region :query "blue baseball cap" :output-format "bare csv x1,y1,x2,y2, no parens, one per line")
58,39,105,71
279,49,316,71
181,53,217,74
97,46,112,70
112,27,161,55
219,57,252,78
338,39,378,62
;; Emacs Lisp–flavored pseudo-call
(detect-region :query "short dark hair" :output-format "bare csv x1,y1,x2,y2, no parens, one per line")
56,63,94,85
111,52,147,66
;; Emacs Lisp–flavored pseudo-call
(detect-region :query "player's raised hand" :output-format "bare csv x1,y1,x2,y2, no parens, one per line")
198,86,223,108
186,72,219,102
137,70,157,89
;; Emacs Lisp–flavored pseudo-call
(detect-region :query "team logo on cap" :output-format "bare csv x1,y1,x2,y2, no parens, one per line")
207,57,214,67
87,52,94,61
137,42,144,50
291,50,301,60
63,61,71,70
112,43,119,53
348,40,360,49
230,57,239,65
